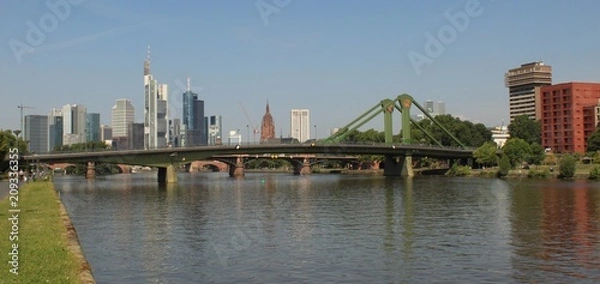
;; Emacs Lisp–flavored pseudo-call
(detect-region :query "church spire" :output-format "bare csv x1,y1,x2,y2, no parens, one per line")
260,99,275,142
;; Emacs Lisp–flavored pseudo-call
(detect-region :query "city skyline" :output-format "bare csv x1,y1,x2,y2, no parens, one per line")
2,1,600,138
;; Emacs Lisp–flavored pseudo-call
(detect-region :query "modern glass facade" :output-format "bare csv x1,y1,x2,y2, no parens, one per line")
24,115,48,153
182,90,205,146
86,113,101,142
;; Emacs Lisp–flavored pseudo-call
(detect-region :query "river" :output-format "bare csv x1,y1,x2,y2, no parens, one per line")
54,172,600,283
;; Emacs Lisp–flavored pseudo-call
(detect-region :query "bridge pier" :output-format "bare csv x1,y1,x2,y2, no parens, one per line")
85,162,96,179
157,164,178,183
228,157,245,177
293,158,312,175
383,155,414,177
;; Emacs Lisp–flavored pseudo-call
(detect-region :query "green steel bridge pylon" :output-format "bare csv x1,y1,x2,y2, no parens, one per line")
323,93,467,149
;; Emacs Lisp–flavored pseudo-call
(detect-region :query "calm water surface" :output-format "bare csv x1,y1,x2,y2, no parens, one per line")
54,173,600,283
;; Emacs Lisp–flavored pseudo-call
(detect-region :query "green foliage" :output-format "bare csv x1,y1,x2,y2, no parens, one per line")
527,143,546,165
592,151,600,164
587,128,600,152
497,154,511,177
544,152,558,165
65,163,121,175
446,164,471,176
0,129,28,158
558,155,576,179
65,164,86,175
508,115,541,144
246,159,291,169
95,164,122,175
473,141,498,167
53,141,109,152
502,138,531,168
589,165,600,180
409,115,492,147
527,167,551,179
333,115,491,147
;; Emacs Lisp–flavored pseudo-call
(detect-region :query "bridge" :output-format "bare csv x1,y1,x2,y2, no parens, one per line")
21,94,475,182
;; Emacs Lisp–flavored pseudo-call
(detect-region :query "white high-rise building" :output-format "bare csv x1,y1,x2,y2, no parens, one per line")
62,104,87,145
143,46,169,149
424,100,446,116
112,99,135,138
290,109,310,142
206,115,222,145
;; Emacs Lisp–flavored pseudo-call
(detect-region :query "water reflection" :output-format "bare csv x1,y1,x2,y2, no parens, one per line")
54,174,600,283
510,180,600,282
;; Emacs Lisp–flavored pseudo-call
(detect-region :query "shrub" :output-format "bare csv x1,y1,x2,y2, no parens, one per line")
497,154,510,177
447,164,471,176
589,165,600,180
559,155,576,179
527,167,550,179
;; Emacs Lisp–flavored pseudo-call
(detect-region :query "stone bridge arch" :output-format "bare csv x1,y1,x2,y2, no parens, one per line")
189,160,228,172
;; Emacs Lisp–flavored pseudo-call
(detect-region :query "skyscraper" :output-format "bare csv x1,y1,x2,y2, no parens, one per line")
48,108,63,151
505,61,552,121
128,122,145,150
111,99,134,138
143,47,169,149
62,104,87,145
24,115,48,153
290,109,310,142
100,125,112,142
260,101,275,142
206,115,222,145
86,113,100,142
182,78,205,146
423,100,446,116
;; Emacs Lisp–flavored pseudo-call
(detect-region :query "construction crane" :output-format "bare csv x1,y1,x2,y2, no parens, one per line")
17,103,35,136
239,102,260,144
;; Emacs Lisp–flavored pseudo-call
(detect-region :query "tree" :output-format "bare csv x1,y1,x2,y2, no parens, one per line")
559,155,576,179
544,152,558,165
53,141,110,152
407,115,492,147
502,138,531,168
527,143,546,165
508,115,541,145
587,128,600,152
0,130,28,172
497,154,510,177
473,141,498,167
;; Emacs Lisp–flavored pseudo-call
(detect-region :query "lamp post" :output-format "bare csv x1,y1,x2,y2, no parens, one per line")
314,124,317,141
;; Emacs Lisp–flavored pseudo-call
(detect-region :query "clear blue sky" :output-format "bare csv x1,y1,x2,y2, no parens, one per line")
2,0,600,139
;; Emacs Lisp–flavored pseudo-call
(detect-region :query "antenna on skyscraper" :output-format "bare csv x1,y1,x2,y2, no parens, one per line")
144,45,151,75
187,77,191,92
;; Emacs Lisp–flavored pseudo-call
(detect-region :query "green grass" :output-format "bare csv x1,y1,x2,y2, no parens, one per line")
0,182,85,283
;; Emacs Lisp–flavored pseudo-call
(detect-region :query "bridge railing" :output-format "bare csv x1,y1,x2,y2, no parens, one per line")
32,141,476,156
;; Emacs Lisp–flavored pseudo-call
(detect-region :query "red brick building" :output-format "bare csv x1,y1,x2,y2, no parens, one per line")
540,82,600,153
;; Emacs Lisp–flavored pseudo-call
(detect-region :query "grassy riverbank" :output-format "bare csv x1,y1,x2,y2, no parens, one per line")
0,182,94,283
